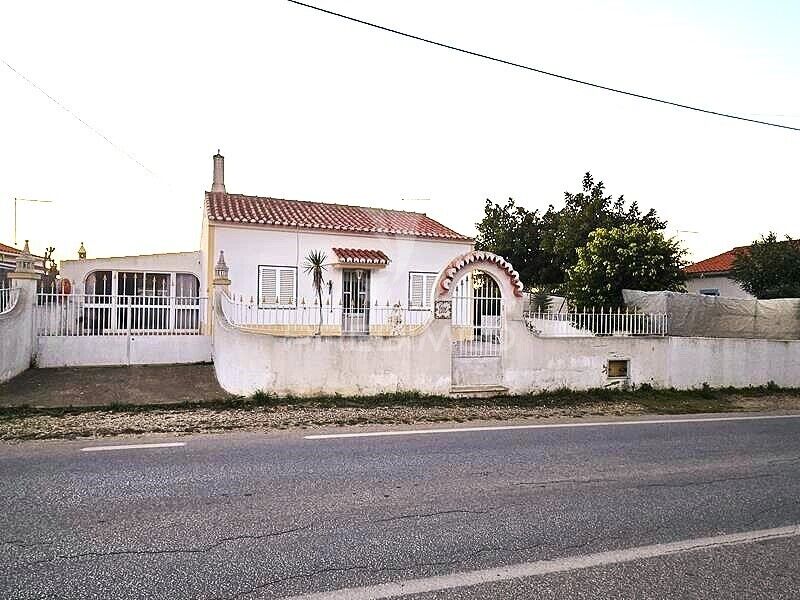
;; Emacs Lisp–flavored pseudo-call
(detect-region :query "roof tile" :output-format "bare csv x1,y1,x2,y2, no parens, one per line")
205,192,471,241
684,246,748,274
333,248,391,264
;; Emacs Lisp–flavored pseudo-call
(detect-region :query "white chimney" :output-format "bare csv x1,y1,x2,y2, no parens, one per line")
211,150,226,193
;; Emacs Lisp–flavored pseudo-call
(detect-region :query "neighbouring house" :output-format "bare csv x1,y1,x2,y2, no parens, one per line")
200,153,475,335
57,249,203,335
684,246,754,299
0,242,45,289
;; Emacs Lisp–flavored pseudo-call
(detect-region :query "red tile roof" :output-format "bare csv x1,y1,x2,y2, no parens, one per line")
684,246,749,275
686,239,800,275
205,192,472,241
333,248,391,265
0,242,21,255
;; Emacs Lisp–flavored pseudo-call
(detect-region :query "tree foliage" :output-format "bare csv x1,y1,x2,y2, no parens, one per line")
474,198,545,287
565,224,687,308
730,233,800,299
475,173,667,290
539,173,665,285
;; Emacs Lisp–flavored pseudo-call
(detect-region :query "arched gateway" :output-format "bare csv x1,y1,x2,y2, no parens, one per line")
433,251,525,391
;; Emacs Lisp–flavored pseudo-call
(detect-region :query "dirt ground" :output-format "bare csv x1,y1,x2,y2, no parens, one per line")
0,364,232,408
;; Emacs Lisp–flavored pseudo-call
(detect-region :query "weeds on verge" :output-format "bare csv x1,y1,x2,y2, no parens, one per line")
0,384,798,421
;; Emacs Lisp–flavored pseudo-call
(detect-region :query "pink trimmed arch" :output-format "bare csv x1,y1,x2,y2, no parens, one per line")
436,251,524,299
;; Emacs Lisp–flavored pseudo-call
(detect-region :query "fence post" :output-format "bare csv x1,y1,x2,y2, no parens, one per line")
211,250,232,335
7,241,42,366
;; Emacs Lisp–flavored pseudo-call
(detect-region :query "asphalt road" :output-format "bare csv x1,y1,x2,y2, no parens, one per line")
2,413,800,599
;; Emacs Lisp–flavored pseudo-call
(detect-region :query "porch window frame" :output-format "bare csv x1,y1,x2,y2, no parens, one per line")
81,270,201,333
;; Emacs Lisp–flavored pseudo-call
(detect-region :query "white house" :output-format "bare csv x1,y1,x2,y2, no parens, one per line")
200,153,474,334
684,246,753,299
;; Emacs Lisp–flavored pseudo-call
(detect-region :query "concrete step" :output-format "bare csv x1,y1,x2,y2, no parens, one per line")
449,384,509,398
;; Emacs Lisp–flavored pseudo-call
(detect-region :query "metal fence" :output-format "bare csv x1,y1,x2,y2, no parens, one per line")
0,287,20,315
220,294,432,335
524,308,668,337
36,293,206,336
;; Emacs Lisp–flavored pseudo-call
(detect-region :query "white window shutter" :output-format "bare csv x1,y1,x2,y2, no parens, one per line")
410,273,424,307
423,274,435,308
259,267,277,306
279,269,295,305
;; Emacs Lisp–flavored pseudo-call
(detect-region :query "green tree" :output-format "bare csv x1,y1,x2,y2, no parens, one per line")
565,224,686,307
474,173,667,290
474,198,546,288
303,250,327,334
730,233,800,299
539,173,666,286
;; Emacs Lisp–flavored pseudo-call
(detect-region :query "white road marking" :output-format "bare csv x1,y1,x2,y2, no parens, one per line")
80,442,186,452
284,524,800,600
304,413,800,440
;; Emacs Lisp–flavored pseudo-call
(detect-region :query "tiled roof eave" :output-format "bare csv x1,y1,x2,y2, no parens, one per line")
207,215,472,241
685,269,731,276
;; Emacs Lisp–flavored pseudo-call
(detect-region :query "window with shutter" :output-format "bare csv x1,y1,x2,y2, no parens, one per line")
408,272,437,309
258,266,296,307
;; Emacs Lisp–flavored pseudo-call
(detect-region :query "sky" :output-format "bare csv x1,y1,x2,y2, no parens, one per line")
1,0,798,265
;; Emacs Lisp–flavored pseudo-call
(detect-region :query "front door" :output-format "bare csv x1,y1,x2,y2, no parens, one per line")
342,269,370,335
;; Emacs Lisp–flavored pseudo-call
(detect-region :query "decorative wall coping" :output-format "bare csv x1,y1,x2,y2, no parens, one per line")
438,250,524,298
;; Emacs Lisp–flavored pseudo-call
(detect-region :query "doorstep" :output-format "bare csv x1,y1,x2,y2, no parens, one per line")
449,384,510,399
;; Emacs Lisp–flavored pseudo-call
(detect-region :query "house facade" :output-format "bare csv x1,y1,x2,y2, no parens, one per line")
200,153,474,335
684,246,753,299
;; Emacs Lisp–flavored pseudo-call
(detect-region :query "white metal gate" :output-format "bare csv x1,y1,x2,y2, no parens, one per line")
451,273,503,358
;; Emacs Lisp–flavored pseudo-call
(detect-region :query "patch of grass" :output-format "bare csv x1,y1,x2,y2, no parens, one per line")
251,389,271,402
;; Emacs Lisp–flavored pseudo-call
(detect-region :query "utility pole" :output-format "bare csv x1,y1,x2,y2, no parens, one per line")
14,198,53,246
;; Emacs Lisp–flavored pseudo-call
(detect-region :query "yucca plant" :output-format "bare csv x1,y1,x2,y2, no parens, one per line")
303,250,328,334
530,286,553,313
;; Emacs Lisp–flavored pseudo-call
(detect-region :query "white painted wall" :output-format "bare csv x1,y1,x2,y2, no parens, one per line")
213,302,452,396
661,336,800,389
60,251,201,294
503,320,800,392
0,287,33,383
214,301,800,396
209,223,473,307
36,335,212,368
685,275,753,299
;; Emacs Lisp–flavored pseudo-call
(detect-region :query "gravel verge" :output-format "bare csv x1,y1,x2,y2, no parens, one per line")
2,394,800,442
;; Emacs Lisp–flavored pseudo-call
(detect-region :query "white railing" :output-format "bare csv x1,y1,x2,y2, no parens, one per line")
220,293,432,335
524,308,668,337
0,287,20,315
36,293,206,336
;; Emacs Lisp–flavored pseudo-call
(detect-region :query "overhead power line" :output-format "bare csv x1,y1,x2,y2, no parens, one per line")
1,58,158,175
286,0,800,133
